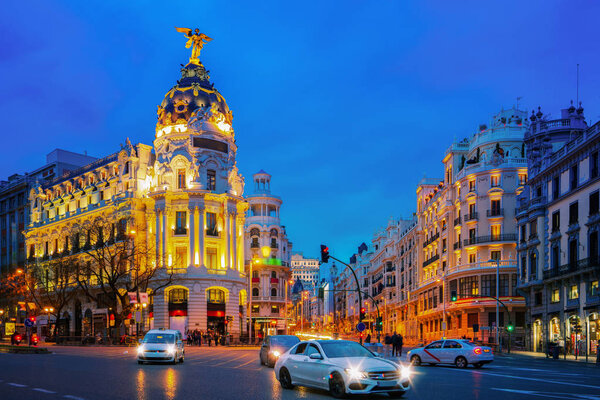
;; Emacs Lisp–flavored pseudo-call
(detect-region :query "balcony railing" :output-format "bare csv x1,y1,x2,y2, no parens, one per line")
487,209,504,217
174,227,187,235
463,233,517,246
250,242,260,248
464,212,478,222
423,232,440,248
422,254,440,268
206,227,219,237
542,257,598,279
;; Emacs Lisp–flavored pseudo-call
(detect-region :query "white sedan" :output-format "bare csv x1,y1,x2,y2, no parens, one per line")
274,339,411,398
407,339,493,368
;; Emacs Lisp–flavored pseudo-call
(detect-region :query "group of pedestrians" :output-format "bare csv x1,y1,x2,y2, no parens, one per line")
185,329,224,346
384,331,404,357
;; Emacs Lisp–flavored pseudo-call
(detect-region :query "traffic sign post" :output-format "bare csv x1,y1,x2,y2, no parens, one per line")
356,322,366,332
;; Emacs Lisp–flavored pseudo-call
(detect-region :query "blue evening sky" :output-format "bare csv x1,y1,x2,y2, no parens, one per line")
2,0,599,264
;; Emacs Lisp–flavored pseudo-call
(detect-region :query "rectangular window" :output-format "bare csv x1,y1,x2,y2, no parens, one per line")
521,225,526,243
591,151,599,179
175,211,187,234
206,212,218,236
175,246,187,269
490,199,501,216
481,275,495,297
467,313,478,327
206,247,218,269
251,305,259,314
590,280,599,296
590,191,599,216
553,176,560,200
491,225,500,239
530,221,537,237
469,180,475,192
469,203,476,216
491,250,501,261
568,284,579,300
459,276,479,297
207,169,216,191
534,291,542,306
491,175,500,187
177,169,186,189
519,174,527,185
488,311,505,327
271,305,280,314
570,164,578,190
552,211,560,232
569,202,579,225
551,289,560,303
469,253,476,263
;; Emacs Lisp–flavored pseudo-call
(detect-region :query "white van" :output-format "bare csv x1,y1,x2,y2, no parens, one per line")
137,329,185,364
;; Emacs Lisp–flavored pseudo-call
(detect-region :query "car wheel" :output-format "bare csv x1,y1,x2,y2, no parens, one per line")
455,356,468,369
279,367,294,389
329,372,347,399
473,362,482,369
388,391,406,398
410,355,421,366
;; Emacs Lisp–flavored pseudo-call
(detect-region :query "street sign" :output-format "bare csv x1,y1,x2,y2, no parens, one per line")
134,311,142,323
356,322,366,332
24,318,35,328
5,322,15,336
441,322,447,331
472,323,479,333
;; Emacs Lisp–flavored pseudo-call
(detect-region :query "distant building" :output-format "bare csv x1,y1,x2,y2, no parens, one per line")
290,252,320,293
517,103,599,356
0,149,97,276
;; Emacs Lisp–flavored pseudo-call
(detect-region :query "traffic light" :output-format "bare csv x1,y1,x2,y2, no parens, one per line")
320,245,330,263
450,290,457,302
507,323,514,332
359,307,366,320
375,316,383,331
30,316,36,323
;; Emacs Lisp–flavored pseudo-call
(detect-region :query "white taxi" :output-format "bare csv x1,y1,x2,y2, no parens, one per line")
275,340,411,398
407,339,493,368
137,329,185,364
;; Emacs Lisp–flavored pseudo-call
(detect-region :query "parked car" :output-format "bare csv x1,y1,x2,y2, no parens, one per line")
259,335,300,367
137,329,185,364
275,339,411,398
407,339,493,368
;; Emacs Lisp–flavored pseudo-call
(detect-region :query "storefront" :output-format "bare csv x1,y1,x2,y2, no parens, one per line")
588,312,599,355
532,318,544,352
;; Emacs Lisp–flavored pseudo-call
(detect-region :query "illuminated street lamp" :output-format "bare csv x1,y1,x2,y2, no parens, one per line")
260,246,270,258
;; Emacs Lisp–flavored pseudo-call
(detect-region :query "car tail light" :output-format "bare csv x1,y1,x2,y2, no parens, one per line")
473,347,482,355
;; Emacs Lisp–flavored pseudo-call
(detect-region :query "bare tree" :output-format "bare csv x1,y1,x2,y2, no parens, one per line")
73,215,175,338
26,254,80,339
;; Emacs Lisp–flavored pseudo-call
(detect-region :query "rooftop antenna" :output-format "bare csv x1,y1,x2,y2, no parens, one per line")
576,64,580,105
516,96,522,110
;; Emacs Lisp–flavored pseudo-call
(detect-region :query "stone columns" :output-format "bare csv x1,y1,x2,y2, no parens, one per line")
162,210,168,267
154,290,168,330
232,215,237,271
225,210,231,269
188,206,195,267
197,208,204,267
188,284,207,330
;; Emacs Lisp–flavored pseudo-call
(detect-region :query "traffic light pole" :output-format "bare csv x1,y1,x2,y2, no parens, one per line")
326,255,364,345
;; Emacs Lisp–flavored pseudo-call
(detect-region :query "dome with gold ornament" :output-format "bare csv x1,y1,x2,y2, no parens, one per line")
156,28,233,137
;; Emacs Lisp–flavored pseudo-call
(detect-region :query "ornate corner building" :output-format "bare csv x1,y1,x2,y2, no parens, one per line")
21,30,286,339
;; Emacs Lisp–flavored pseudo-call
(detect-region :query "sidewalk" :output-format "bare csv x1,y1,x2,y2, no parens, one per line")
500,350,600,365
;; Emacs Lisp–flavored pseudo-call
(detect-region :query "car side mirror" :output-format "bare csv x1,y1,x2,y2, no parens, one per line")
309,353,323,360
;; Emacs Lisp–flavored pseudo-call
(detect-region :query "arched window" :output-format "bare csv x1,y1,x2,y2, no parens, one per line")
271,271,277,278
168,288,188,304
252,288,259,297
271,288,277,297
207,288,225,304
270,228,278,237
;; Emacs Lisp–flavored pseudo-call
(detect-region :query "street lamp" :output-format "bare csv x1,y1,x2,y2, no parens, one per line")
285,279,293,335
488,258,501,350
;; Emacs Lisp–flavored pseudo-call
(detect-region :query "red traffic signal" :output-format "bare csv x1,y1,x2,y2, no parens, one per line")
359,307,366,320
320,245,330,263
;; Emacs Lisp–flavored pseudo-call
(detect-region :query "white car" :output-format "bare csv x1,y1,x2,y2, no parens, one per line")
407,339,493,368
137,329,185,364
274,340,411,398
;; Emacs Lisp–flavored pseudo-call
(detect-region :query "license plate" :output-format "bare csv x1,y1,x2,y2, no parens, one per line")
376,381,396,387
484,349,490,353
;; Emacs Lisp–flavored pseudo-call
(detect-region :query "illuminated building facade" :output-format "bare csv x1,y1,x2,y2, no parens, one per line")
290,252,320,293
517,103,599,356
24,30,250,339
245,171,292,337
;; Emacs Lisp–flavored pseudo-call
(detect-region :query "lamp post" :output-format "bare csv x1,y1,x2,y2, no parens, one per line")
489,258,501,351
285,279,293,335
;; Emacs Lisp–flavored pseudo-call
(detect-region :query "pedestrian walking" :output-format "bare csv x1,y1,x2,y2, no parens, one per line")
365,333,371,344
396,333,404,357
391,332,398,357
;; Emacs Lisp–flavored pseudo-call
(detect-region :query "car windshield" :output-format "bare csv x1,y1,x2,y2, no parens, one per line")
319,341,374,358
142,333,176,344
271,336,300,347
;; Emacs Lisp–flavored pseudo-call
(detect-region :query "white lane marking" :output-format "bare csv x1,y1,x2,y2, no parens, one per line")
211,353,251,366
7,383,27,387
453,369,600,390
64,395,86,400
32,388,57,394
233,357,258,369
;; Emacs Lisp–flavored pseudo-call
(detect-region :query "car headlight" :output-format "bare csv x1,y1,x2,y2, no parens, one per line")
137,345,145,355
167,345,175,355
344,368,367,380
271,350,281,358
400,366,411,379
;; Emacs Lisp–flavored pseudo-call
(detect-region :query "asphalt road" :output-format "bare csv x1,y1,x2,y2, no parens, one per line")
0,346,599,400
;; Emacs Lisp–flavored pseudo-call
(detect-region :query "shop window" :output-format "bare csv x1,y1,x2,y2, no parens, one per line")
168,289,188,304
207,288,225,304
271,305,279,314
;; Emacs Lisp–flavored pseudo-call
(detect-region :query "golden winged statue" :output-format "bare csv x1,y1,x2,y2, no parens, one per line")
175,27,212,64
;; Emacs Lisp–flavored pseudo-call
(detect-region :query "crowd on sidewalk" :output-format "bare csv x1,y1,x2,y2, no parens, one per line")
185,329,226,346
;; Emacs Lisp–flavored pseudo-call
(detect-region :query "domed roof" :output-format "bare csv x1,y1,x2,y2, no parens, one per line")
156,62,232,131
291,279,304,295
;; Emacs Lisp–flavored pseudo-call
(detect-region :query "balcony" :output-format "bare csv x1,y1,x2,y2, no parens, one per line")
464,212,478,222
453,241,461,250
422,254,440,268
463,233,517,246
453,216,462,226
270,242,279,249
270,277,279,284
543,257,598,279
173,227,187,235
487,209,504,217
385,264,396,273
251,277,260,283
206,227,219,237
250,242,260,249
423,232,440,248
